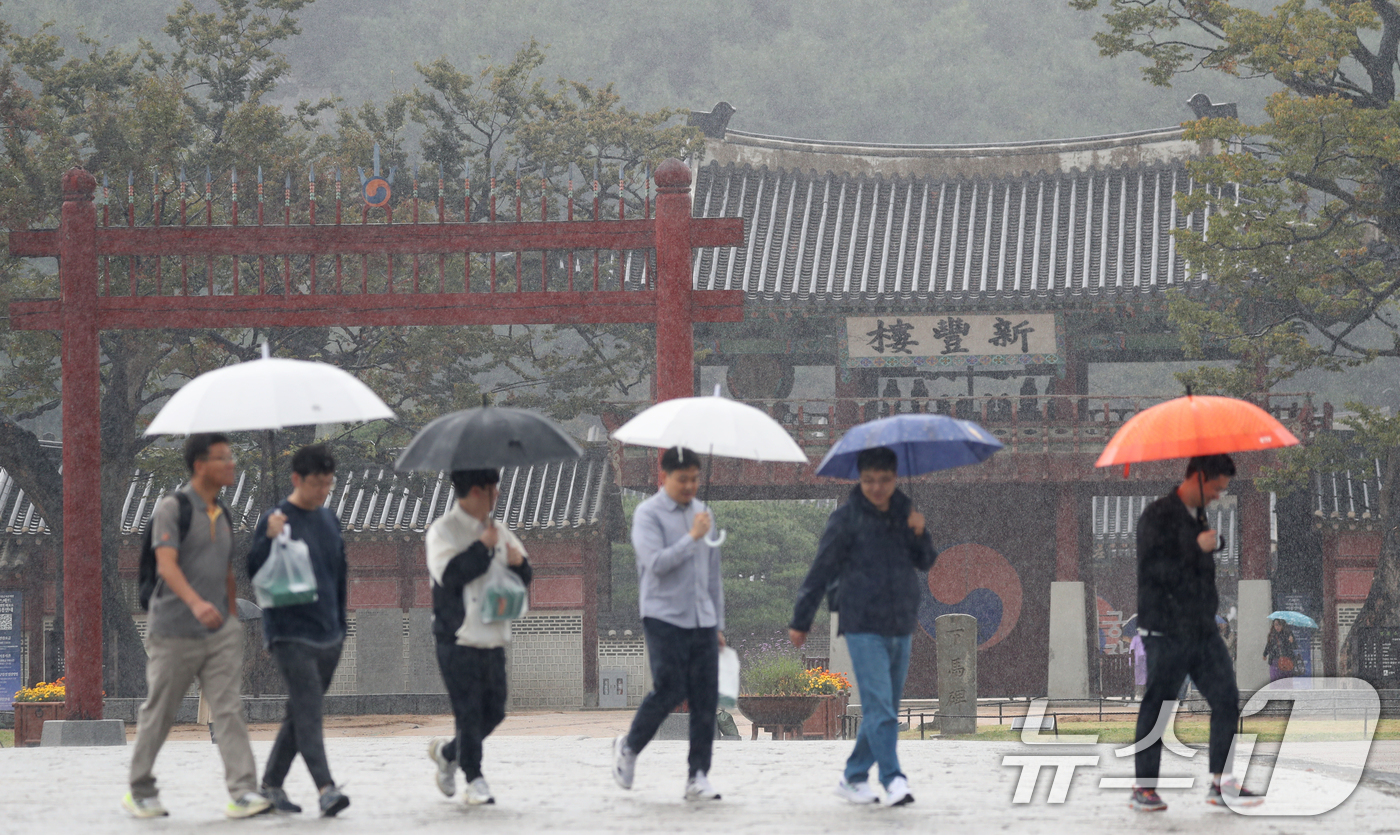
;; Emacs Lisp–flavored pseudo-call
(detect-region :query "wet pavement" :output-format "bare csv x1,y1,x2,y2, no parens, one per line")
4,712,1400,832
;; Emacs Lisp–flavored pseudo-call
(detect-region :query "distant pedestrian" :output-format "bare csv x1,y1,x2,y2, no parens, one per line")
789,446,937,807
1219,619,1237,663
247,444,349,816
425,468,532,806
124,433,271,820
1129,455,1262,813
1264,618,1299,681
612,446,726,802
1129,632,1148,700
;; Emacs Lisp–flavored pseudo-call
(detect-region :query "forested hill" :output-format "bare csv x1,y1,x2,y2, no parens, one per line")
0,0,1259,144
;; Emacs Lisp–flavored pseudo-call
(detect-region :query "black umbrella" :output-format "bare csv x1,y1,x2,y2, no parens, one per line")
395,403,584,472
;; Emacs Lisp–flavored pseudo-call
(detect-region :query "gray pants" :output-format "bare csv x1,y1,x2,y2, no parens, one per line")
129,619,257,800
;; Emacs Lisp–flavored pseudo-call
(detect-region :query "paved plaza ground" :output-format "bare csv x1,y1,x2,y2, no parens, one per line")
5,711,1400,833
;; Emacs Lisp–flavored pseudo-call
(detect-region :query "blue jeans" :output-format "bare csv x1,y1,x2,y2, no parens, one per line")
843,632,912,787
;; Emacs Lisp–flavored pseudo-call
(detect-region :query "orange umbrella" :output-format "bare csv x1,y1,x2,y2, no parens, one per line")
1095,394,1299,474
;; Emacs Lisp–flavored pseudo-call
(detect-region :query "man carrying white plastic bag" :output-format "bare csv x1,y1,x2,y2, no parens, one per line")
247,444,349,817
425,468,532,806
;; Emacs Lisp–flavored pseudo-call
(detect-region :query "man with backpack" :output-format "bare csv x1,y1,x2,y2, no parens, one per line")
125,433,271,819
246,444,349,817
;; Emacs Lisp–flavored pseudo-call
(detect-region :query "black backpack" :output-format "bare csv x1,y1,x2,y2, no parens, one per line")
138,492,233,611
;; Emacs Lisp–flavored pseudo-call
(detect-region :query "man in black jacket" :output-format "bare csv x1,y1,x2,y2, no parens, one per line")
789,447,937,807
1130,454,1261,812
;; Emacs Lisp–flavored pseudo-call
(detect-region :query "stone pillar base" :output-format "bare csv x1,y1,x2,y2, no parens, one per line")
40,719,126,746
1048,581,1089,698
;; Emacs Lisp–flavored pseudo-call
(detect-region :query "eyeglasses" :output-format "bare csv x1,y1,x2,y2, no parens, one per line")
205,454,236,464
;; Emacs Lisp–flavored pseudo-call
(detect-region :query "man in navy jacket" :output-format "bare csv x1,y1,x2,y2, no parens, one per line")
247,444,349,817
789,446,937,807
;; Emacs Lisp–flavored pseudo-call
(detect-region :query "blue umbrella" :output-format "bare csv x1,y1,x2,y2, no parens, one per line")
815,414,1003,479
1267,610,1318,629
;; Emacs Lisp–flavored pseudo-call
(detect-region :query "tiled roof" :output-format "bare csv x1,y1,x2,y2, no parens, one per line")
0,467,53,536
1092,494,1240,567
1314,461,1384,520
693,146,1218,309
2,443,611,539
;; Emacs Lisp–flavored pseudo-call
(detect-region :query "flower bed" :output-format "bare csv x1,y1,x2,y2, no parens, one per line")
13,680,65,747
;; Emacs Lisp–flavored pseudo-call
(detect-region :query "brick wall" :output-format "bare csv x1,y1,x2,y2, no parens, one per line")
508,611,584,708
597,635,647,707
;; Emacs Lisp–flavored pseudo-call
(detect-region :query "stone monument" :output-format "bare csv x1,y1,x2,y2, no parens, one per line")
935,613,977,735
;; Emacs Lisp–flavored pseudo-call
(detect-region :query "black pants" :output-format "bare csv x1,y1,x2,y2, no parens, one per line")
263,639,343,790
625,617,718,778
1135,631,1239,780
436,642,508,781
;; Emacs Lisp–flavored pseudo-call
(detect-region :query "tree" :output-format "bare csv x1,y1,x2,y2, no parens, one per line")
2,0,1212,144
1074,0,1400,673
0,0,700,695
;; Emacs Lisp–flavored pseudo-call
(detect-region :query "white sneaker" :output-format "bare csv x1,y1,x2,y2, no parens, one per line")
225,791,273,818
834,779,879,804
684,771,721,801
884,775,914,807
612,734,637,790
464,776,495,806
428,738,456,797
122,792,168,818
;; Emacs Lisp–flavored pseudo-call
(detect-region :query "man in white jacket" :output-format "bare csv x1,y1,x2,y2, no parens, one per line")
424,468,531,806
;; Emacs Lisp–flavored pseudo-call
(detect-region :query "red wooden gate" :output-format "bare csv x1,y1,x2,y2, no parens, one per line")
8,158,744,718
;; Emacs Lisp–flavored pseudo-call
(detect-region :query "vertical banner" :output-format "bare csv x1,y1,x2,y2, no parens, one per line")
0,591,21,709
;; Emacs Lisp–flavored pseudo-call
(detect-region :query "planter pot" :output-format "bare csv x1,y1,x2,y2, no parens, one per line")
736,695,820,740
801,691,851,740
14,702,63,747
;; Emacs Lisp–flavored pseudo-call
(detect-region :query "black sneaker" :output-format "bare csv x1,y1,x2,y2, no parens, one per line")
261,784,302,814
1130,787,1167,812
1207,778,1263,808
319,785,350,818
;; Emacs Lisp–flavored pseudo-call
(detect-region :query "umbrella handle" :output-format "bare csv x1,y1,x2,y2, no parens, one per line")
704,528,727,547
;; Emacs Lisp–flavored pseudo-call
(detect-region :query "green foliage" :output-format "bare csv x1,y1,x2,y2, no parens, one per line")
1076,0,1400,650
2,0,1218,144
0,0,703,694
740,655,809,696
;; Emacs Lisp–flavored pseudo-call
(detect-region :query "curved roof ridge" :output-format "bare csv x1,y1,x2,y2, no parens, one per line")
702,124,1205,182
720,125,1187,156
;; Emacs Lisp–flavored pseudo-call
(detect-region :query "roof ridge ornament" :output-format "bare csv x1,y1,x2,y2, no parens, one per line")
688,102,736,139
1186,93,1237,121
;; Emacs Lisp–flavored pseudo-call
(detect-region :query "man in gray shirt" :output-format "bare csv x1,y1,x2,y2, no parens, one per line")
124,433,271,820
613,446,725,802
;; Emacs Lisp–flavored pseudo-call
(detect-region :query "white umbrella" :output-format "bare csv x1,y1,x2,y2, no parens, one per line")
145,344,394,435
611,394,809,464
611,390,809,545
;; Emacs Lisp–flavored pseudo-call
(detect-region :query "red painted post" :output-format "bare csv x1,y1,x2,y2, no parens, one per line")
653,159,695,403
58,168,104,720
1240,485,1269,581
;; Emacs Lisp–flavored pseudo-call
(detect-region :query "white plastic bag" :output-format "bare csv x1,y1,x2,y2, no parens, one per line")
252,524,319,608
478,559,529,623
717,646,740,710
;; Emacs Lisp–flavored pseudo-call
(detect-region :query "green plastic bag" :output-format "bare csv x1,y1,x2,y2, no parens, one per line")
479,559,528,623
252,526,319,609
